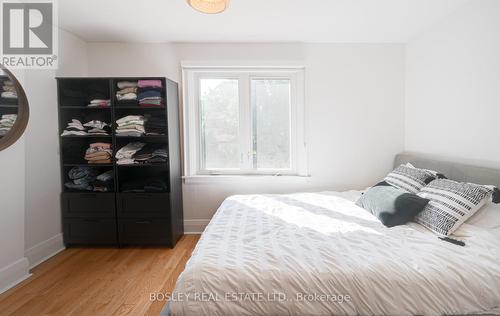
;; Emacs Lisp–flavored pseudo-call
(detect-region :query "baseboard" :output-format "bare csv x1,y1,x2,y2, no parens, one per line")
0,257,31,295
25,233,65,270
184,219,210,234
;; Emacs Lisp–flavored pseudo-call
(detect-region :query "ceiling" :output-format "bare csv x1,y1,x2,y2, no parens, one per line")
58,0,471,43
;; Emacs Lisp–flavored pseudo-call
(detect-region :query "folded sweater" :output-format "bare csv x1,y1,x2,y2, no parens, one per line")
117,81,138,89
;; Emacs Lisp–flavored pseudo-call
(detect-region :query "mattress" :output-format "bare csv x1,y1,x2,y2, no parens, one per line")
168,191,500,316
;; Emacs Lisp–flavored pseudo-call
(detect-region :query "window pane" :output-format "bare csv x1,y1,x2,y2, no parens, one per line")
200,78,240,169
252,79,291,169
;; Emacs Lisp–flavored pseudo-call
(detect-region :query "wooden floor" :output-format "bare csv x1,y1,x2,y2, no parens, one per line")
0,235,200,316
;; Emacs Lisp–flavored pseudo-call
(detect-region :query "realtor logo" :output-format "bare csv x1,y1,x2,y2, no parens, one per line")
1,0,58,69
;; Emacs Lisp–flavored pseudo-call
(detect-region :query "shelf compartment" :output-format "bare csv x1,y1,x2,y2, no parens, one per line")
61,137,113,165
59,111,112,137
113,77,167,110
117,167,169,193
62,165,115,193
59,78,111,108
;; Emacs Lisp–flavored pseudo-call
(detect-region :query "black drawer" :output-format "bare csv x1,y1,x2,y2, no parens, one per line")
117,193,170,218
62,192,116,218
118,218,171,246
63,218,117,245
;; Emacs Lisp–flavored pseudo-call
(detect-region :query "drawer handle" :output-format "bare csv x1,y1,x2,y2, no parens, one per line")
135,221,151,224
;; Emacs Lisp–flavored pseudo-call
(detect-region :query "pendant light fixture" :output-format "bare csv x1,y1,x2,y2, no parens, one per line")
187,0,229,14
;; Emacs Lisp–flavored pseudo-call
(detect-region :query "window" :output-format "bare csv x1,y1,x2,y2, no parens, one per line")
183,66,306,176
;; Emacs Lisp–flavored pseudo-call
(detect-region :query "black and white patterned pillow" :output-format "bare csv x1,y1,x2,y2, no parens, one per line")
384,164,436,194
415,179,494,236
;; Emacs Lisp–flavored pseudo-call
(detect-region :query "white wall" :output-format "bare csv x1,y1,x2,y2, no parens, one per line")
0,28,87,294
405,0,500,162
0,70,29,293
87,43,179,82
0,139,28,292
23,29,88,268
87,42,405,231
57,29,89,76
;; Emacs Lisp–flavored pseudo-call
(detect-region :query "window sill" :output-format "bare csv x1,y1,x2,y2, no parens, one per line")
182,174,311,184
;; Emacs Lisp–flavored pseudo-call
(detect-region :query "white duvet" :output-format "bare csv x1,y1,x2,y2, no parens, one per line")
169,191,500,316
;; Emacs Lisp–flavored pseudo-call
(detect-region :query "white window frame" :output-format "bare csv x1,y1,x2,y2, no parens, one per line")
182,65,307,177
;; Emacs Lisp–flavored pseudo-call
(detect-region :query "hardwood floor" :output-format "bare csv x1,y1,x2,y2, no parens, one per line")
0,235,200,316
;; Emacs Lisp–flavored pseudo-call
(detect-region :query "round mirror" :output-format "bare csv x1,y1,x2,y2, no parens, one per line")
0,65,29,151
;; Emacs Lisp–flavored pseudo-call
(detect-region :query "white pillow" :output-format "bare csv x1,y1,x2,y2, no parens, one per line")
384,164,436,194
415,179,494,235
466,201,500,229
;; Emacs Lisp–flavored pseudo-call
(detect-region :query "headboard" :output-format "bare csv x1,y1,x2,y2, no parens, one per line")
395,152,500,188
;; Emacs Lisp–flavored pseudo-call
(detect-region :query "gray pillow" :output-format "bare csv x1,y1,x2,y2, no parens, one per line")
356,185,430,227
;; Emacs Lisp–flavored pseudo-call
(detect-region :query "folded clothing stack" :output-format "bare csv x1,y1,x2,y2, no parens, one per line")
61,119,111,136
134,145,168,164
88,99,110,108
116,81,138,101
144,114,166,135
93,170,114,192
137,80,164,107
64,167,113,192
116,142,145,165
121,177,168,193
83,120,111,135
116,142,168,165
64,167,96,191
0,114,17,136
61,119,86,136
84,142,112,164
1,80,17,100
116,115,145,137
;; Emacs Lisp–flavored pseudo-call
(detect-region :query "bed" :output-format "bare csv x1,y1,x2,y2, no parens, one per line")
164,154,500,316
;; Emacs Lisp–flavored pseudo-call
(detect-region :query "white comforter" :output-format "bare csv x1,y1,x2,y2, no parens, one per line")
170,191,500,316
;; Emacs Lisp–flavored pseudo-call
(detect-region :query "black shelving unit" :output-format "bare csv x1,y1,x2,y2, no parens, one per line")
57,77,183,247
